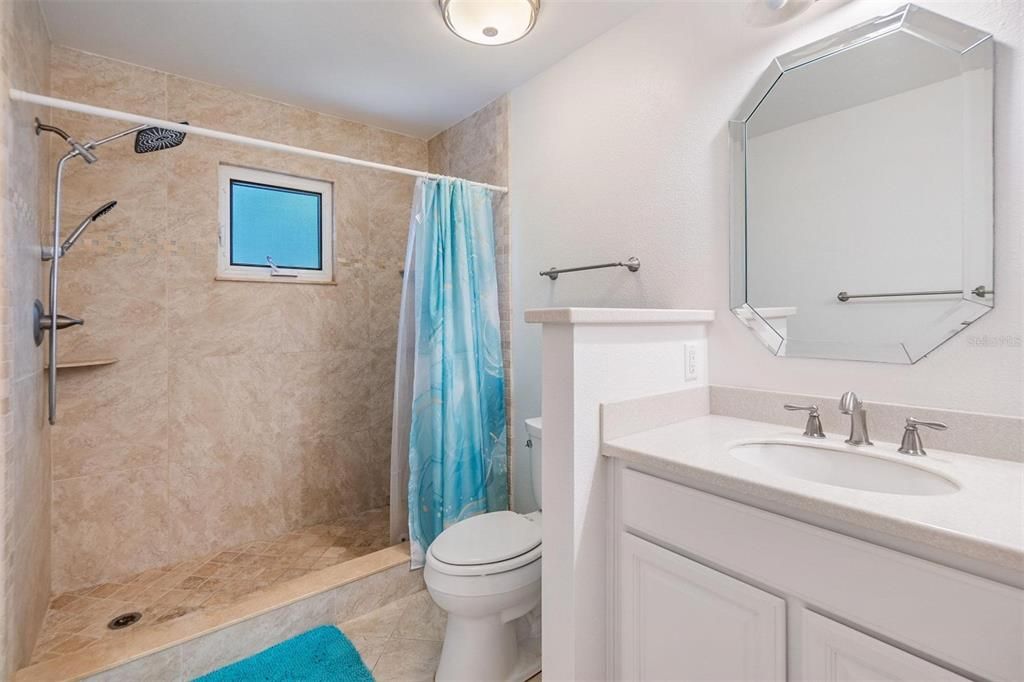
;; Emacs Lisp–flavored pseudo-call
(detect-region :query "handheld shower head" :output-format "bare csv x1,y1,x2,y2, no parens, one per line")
90,201,118,221
134,123,188,153
60,201,117,256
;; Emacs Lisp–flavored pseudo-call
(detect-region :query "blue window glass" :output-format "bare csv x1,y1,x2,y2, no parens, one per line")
230,180,322,270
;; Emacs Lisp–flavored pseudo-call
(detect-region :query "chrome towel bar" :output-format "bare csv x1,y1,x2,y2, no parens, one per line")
540,256,640,280
837,285,992,302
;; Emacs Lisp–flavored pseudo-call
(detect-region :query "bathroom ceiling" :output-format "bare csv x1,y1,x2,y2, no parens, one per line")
38,0,647,139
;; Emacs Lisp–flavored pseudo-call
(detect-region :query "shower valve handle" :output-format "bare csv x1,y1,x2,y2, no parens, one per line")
39,313,84,330
55,314,84,329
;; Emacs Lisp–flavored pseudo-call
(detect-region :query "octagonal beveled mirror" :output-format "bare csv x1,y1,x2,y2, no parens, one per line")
729,4,993,363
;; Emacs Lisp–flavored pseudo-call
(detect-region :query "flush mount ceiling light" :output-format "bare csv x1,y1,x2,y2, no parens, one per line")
743,0,816,26
439,0,540,46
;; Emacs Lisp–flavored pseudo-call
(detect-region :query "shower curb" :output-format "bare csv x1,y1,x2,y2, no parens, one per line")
15,545,419,682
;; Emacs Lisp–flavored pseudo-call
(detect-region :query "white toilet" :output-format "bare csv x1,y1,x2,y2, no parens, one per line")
424,417,543,682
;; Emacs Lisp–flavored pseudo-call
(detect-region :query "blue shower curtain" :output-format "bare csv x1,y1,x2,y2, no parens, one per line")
396,177,508,568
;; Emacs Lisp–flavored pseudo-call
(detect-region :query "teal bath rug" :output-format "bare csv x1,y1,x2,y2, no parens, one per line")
195,625,374,682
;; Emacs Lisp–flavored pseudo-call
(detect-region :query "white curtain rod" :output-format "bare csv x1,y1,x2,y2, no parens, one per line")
9,89,509,194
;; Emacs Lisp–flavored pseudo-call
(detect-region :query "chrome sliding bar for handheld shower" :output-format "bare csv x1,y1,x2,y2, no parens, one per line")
836,285,993,302
41,153,74,423
540,257,640,281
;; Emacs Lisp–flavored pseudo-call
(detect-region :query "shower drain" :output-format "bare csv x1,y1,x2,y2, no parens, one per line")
107,612,142,630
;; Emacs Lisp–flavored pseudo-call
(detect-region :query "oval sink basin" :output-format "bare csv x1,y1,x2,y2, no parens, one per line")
728,441,958,496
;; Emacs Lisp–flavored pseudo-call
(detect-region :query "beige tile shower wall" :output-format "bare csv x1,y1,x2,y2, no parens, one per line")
426,97,514,506
1,0,53,672
48,47,425,593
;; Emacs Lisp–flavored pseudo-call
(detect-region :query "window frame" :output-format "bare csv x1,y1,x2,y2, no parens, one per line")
217,164,335,284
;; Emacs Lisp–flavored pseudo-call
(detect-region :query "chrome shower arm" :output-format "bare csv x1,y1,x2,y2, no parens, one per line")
35,119,71,141
36,118,97,164
86,123,147,149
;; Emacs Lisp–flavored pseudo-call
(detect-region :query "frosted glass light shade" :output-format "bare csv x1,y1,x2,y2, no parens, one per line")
743,0,815,26
440,0,540,46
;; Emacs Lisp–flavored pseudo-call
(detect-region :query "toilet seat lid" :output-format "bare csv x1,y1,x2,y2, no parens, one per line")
430,511,541,567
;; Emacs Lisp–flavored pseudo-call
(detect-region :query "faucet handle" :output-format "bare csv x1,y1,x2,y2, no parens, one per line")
898,417,948,456
905,417,947,431
784,404,825,439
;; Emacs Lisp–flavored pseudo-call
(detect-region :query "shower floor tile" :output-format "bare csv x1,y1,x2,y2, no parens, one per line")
30,507,389,665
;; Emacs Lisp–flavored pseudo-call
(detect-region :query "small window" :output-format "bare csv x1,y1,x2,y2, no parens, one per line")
218,165,333,283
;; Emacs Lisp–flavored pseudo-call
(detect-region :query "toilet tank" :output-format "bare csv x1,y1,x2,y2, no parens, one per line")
524,418,542,510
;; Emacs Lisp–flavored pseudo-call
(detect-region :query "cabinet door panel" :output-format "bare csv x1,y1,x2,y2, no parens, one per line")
619,533,785,681
801,610,969,681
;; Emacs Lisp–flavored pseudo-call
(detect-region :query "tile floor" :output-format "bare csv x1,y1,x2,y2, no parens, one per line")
31,507,389,665
338,590,542,682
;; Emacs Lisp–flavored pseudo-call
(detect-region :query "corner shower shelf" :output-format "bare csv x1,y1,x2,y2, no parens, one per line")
45,357,118,370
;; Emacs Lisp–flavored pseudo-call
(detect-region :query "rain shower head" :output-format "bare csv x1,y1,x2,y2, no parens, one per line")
60,200,117,256
54,120,191,160
134,123,188,153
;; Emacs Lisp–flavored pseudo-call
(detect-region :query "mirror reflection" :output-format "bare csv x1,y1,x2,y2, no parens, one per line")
730,4,993,363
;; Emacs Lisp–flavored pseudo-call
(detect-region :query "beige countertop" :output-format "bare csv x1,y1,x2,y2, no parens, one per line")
524,307,715,324
603,415,1024,580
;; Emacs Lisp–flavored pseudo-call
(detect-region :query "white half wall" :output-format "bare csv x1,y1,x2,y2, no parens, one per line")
528,310,711,680
509,0,1023,468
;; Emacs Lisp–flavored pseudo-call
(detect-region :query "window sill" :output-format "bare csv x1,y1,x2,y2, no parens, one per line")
213,275,337,286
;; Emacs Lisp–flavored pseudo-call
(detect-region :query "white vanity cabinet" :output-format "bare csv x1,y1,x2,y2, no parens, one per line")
619,533,785,681
612,465,1024,681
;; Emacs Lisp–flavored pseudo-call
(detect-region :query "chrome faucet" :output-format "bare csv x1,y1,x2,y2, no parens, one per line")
838,391,872,446
897,418,948,456
783,404,825,438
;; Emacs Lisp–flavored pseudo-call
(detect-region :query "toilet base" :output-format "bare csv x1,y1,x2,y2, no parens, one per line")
436,613,518,682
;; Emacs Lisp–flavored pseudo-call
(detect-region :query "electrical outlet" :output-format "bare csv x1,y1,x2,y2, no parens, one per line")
684,344,699,381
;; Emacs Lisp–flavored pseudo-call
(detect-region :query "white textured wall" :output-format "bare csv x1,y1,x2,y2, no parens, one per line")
510,0,1023,469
